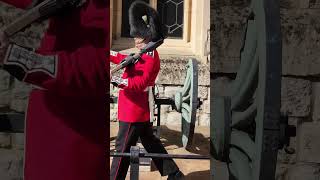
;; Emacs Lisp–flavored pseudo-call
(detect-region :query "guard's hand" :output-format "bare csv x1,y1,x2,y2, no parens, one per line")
120,54,137,67
135,41,147,50
128,53,139,64
0,30,9,65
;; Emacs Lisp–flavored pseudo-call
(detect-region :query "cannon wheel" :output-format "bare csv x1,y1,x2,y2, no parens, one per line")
211,0,282,179
174,59,198,149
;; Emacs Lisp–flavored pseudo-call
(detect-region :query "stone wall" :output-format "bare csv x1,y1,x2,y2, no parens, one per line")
211,0,320,179
0,2,47,179
0,2,46,113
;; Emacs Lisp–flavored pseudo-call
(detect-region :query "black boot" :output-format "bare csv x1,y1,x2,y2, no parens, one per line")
167,170,185,180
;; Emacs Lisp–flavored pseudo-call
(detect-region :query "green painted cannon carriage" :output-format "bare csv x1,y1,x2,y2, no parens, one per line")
210,0,295,179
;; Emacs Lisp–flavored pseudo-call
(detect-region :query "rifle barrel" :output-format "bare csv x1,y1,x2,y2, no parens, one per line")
3,0,51,37
2,0,82,37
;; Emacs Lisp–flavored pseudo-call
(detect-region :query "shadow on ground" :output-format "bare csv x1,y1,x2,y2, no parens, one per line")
185,170,211,179
110,124,210,155
158,126,210,155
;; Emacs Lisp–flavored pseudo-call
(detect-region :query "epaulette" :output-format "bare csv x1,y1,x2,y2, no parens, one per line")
110,50,118,57
146,51,154,58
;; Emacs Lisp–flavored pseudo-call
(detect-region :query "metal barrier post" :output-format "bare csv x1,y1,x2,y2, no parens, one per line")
130,146,140,180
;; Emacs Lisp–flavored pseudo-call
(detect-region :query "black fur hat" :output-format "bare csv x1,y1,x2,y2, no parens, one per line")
129,1,167,41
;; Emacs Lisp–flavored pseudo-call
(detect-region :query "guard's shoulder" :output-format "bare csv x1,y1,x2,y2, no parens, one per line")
110,50,118,57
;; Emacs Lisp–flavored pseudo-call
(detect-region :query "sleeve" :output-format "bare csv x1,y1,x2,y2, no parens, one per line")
3,44,108,98
110,50,127,64
1,0,33,9
122,52,158,92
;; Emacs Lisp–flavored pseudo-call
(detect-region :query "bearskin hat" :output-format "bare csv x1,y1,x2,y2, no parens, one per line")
129,1,167,41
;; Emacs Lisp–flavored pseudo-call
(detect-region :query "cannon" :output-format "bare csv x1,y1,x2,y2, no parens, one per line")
210,0,296,180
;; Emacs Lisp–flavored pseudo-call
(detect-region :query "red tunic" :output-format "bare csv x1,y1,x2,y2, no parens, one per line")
110,50,160,122
1,0,109,180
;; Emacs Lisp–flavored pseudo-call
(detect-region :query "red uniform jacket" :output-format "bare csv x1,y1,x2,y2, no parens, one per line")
110,50,160,122
1,0,109,180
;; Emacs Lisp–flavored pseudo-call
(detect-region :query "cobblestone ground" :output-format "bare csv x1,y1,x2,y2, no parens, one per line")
110,122,210,180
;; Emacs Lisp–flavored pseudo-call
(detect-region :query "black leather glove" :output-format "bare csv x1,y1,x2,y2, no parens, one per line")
120,53,139,67
129,53,140,64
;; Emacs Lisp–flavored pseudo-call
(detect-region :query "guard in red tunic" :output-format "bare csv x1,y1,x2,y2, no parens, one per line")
110,1,184,180
0,0,109,180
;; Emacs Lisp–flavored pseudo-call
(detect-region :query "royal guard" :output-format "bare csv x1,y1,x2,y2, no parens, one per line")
0,0,109,180
110,1,184,180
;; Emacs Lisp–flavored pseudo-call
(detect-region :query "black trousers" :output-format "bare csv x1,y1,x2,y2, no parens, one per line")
110,121,179,180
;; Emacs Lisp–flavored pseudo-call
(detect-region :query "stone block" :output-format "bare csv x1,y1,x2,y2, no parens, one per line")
288,163,320,180
277,117,299,165
0,91,11,108
280,0,308,9
281,10,320,76
11,133,24,150
299,0,310,8
198,86,209,99
159,111,168,125
310,0,320,8
10,81,31,112
0,70,11,108
155,85,165,97
110,85,119,97
281,77,311,117
110,109,118,122
110,103,116,109
0,149,24,180
164,86,182,99
0,70,10,91
157,59,190,85
211,0,250,8
157,59,209,86
198,64,210,86
212,7,320,76
198,113,210,126
160,105,171,113
297,122,320,163
312,82,320,122
165,112,182,126
211,7,250,73
275,163,289,180
202,99,210,114
0,133,11,148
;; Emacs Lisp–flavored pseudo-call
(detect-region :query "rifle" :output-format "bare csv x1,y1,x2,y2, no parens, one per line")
110,38,164,75
2,0,85,37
